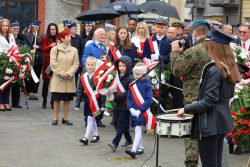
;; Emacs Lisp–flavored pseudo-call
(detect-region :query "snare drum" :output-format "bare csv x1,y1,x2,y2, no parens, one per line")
156,114,193,137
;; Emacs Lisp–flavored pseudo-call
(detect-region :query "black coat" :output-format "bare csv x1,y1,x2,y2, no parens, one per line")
113,56,134,111
184,62,234,139
71,34,84,66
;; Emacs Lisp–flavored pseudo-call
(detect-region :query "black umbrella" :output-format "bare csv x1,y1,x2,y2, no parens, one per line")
75,8,120,21
106,1,143,15
138,1,180,19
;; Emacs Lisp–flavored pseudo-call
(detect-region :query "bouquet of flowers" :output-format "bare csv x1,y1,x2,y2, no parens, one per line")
0,45,34,90
231,43,249,67
94,60,116,95
230,85,250,152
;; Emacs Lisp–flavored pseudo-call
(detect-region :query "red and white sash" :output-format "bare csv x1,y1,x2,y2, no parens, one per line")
109,46,122,61
130,83,156,131
109,72,126,93
148,37,159,60
80,73,100,117
96,65,116,93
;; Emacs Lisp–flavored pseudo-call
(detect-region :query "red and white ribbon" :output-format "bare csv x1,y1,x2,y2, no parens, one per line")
130,84,156,130
109,46,122,61
96,65,115,93
0,77,15,91
143,58,158,70
80,73,100,114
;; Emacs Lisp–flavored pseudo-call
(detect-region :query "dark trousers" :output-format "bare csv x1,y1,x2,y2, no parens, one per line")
26,63,42,93
0,86,10,104
11,84,21,106
170,76,184,109
42,79,53,104
199,134,225,167
75,67,82,89
112,110,132,146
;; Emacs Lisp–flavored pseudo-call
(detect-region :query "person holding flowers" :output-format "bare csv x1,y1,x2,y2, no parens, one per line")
50,30,79,125
79,56,103,145
0,18,17,111
107,56,134,152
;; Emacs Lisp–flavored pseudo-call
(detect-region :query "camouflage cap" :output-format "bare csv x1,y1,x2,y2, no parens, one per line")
192,19,210,29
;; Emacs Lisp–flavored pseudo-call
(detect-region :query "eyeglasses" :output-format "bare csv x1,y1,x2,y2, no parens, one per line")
238,30,248,34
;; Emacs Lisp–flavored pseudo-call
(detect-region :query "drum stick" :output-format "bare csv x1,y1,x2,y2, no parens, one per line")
152,97,181,113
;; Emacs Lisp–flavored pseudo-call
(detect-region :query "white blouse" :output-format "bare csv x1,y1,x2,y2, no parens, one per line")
0,33,17,52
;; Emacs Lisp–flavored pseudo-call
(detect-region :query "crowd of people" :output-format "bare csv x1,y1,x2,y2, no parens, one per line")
0,15,250,167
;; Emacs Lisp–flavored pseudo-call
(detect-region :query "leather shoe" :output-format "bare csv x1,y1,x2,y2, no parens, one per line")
97,121,105,127
108,142,117,152
136,148,144,155
12,105,22,108
62,118,73,125
52,120,58,125
125,149,136,158
90,135,100,143
0,108,6,112
42,104,47,109
120,141,133,148
79,137,88,145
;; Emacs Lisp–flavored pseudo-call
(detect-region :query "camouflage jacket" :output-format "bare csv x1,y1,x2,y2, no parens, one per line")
170,37,210,104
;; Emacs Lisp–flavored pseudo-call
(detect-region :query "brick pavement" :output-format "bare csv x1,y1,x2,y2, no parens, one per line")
0,96,249,167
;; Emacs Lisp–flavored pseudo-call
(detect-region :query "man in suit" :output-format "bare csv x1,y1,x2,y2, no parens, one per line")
236,23,250,52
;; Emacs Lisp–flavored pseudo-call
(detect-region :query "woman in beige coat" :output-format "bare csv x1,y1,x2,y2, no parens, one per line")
50,30,79,125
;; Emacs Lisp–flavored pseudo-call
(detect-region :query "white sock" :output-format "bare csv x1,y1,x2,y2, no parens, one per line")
132,126,142,152
84,116,94,140
138,137,144,150
92,118,99,136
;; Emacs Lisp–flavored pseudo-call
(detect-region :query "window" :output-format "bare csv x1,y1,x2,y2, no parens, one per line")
0,0,37,30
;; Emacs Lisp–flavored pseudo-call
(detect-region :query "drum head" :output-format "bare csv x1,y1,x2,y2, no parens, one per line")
156,114,193,123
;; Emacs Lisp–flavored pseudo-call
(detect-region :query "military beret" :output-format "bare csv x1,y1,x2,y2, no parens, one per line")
192,19,210,29
11,21,20,28
155,17,168,26
69,22,77,29
207,25,236,45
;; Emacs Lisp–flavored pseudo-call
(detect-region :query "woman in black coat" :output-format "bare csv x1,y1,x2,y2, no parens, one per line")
177,26,241,167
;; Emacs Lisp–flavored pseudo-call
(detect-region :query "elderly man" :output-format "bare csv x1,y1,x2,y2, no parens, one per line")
166,26,177,41
236,23,250,52
82,28,107,68
222,24,233,34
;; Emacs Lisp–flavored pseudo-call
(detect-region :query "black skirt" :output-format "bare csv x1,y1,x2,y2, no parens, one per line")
52,92,74,101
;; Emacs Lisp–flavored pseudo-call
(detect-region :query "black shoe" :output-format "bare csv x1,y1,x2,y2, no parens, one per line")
136,148,144,155
108,142,117,152
234,147,243,154
125,149,136,158
97,121,106,127
42,98,47,109
79,137,88,145
5,107,12,111
52,120,58,125
12,105,22,108
0,108,5,112
62,118,73,125
120,141,133,148
90,135,100,143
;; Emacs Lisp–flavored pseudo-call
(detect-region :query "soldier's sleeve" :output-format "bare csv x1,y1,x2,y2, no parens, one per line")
170,48,195,77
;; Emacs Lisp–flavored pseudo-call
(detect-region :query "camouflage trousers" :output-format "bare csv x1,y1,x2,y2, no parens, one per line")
184,138,199,167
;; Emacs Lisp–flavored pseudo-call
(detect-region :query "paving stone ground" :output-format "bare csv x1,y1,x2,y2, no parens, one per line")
0,94,249,167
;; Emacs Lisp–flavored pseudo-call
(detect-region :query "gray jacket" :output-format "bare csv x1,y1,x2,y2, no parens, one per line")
184,62,234,139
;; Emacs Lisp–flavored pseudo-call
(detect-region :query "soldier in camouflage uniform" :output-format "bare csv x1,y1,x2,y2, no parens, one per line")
170,20,211,167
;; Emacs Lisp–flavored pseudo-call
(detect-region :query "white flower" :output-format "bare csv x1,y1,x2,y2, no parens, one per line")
239,49,248,59
4,76,10,80
155,83,159,89
25,57,30,63
19,73,25,78
107,74,113,80
99,70,104,75
161,79,165,84
235,89,240,93
149,71,155,78
233,95,239,99
106,79,111,83
106,62,112,67
99,88,108,95
161,73,165,80
151,78,158,85
5,68,13,74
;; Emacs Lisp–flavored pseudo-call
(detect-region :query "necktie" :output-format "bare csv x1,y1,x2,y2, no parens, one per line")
243,42,246,49
99,44,104,51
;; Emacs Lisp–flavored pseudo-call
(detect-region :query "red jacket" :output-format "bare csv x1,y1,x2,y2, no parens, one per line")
41,35,59,80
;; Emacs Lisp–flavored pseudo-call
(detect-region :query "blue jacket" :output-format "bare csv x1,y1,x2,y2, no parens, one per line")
142,34,171,63
108,44,138,67
127,79,153,113
82,41,107,65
